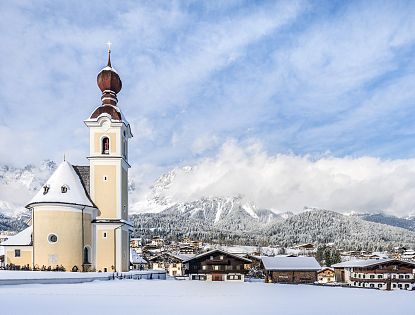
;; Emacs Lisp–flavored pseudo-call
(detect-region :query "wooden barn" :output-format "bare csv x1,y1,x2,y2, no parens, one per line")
261,256,321,283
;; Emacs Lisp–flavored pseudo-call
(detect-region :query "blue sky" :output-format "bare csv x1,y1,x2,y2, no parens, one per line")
2,1,415,215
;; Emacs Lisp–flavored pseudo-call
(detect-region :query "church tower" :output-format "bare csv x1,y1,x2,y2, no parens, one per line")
84,47,133,272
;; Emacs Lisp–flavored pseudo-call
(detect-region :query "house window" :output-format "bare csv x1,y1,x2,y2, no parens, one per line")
220,255,224,260
370,275,375,279
15,249,21,257
61,185,68,193
43,185,50,195
236,265,241,270
103,176,108,182
103,232,107,239
191,275,206,281
48,234,58,243
393,284,397,288
399,275,404,279
378,275,383,279
405,275,410,279
172,263,177,268
370,284,374,288
210,256,214,260
378,284,382,288
102,137,110,154
202,265,207,270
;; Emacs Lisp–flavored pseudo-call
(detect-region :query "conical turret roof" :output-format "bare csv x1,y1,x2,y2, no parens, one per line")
26,161,95,208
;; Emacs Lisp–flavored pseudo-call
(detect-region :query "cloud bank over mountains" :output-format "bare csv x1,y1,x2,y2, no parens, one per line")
132,140,415,217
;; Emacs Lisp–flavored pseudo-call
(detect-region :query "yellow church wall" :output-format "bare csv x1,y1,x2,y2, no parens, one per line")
93,132,116,155
5,246,32,268
33,208,93,271
122,168,128,221
93,165,117,218
95,228,115,272
121,229,129,271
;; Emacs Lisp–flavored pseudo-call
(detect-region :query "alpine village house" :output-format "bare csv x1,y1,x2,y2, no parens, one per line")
2,48,133,272
184,249,252,281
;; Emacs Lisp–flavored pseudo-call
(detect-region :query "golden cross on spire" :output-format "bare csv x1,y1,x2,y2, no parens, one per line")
106,41,112,53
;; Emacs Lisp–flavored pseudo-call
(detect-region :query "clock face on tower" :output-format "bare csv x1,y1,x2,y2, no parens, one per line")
102,120,111,131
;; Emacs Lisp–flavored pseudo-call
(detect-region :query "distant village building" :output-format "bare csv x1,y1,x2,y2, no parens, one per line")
400,250,415,262
149,253,194,277
2,49,133,272
261,256,321,284
294,243,315,256
332,259,415,290
184,249,251,281
178,245,197,255
130,249,148,270
317,267,335,283
130,238,141,249
150,237,164,248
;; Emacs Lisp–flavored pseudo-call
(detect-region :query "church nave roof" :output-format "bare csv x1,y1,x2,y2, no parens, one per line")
26,161,96,209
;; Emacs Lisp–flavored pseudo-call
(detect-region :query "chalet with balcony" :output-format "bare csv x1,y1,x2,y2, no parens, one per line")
261,256,321,283
184,249,251,281
332,259,415,290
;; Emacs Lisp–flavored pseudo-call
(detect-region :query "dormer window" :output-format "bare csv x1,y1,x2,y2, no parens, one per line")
61,185,69,193
43,185,50,195
102,137,110,154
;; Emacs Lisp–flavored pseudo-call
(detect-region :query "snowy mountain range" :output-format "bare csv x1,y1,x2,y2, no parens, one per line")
2,161,415,250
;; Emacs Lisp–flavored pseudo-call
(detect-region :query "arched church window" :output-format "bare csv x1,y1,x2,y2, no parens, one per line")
83,247,91,264
102,137,110,154
61,185,69,193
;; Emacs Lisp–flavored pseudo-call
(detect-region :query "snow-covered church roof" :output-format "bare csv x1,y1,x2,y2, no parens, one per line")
1,226,32,246
26,161,95,208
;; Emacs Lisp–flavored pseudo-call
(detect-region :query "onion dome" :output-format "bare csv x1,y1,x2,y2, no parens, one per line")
96,48,122,106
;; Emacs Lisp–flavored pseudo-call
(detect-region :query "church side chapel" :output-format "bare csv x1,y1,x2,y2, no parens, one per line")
2,47,133,272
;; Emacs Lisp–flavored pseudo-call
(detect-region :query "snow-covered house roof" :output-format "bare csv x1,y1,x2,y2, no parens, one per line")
26,161,96,209
261,256,321,271
330,258,412,268
130,249,147,264
318,267,334,273
1,226,32,246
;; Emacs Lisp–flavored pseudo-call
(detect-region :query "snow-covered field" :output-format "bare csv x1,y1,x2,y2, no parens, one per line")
0,279,414,315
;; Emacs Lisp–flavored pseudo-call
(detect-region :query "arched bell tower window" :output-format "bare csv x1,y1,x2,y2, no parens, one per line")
102,137,110,155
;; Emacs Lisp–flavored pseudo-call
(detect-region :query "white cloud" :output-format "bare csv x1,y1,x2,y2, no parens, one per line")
155,140,415,216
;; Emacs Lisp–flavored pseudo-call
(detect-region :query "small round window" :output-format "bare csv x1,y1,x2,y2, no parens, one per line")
48,234,58,243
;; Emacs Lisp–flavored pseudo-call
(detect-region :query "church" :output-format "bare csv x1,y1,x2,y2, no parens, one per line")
2,49,133,272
